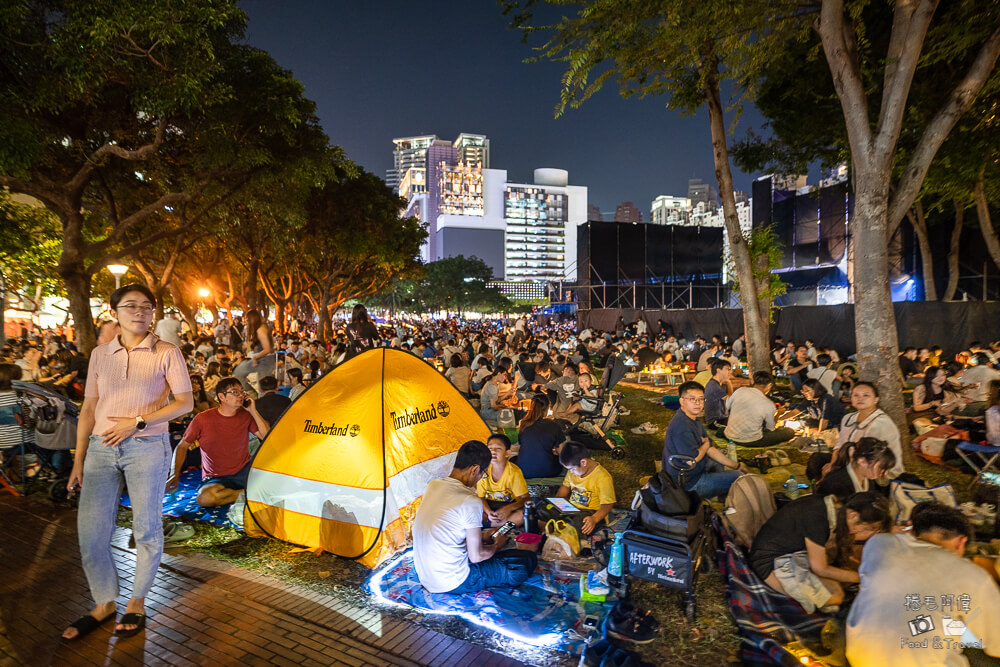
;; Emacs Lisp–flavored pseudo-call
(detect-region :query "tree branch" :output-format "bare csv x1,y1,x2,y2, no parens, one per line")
815,0,873,166
65,118,169,195
88,191,191,256
875,0,938,154
887,24,1000,230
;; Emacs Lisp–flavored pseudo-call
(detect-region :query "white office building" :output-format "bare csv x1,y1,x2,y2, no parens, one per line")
504,169,587,282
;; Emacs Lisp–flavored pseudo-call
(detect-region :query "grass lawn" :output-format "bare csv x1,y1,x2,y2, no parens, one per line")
116,383,980,667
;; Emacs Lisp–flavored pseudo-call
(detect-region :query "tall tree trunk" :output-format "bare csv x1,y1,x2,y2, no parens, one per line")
317,286,332,341
63,271,96,354
58,209,97,353
906,202,936,300
245,258,260,312
703,63,770,373
852,181,911,465
167,283,198,335
943,202,964,301
974,171,1000,271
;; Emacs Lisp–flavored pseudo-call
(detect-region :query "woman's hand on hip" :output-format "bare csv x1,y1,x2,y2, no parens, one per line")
100,417,138,447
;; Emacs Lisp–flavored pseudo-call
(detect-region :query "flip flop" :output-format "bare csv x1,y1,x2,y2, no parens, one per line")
113,612,146,638
62,612,115,642
774,449,792,466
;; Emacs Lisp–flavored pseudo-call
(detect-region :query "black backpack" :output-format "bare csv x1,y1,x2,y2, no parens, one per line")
641,471,698,516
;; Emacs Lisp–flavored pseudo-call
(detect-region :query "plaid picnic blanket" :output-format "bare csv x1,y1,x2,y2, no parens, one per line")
714,516,827,665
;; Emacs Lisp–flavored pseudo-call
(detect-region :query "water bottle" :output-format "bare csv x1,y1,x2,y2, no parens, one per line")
784,475,799,500
726,441,737,462
608,532,624,579
523,500,535,533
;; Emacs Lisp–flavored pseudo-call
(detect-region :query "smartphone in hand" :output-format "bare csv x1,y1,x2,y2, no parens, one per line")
242,398,251,408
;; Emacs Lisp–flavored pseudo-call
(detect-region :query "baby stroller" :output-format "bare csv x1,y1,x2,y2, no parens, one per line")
621,454,716,620
9,381,78,501
565,353,629,459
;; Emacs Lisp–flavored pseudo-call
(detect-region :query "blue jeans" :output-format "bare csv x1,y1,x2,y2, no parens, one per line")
446,550,538,595
77,433,172,604
689,459,740,500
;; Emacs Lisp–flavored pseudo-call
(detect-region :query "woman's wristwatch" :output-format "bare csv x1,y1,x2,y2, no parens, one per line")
135,416,147,431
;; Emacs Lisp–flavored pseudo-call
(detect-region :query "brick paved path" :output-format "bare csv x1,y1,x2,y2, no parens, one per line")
0,495,526,666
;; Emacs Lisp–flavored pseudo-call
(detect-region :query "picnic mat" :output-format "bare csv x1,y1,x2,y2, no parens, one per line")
368,549,616,653
714,516,827,665
119,467,241,530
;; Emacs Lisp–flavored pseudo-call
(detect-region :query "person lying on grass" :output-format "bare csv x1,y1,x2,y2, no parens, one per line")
477,433,529,528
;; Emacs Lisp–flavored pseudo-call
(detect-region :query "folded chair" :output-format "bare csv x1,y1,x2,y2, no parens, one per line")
957,441,1000,476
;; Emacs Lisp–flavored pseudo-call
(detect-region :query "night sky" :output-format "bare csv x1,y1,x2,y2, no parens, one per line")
241,0,765,215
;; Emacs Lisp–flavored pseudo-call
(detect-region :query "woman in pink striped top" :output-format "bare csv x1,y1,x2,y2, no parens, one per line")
61,285,193,642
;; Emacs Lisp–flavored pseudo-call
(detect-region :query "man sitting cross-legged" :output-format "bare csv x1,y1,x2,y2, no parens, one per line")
413,440,538,594
167,377,269,507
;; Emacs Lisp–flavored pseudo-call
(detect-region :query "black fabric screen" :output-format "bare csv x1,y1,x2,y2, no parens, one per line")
820,182,847,263
579,302,1000,359
618,224,646,282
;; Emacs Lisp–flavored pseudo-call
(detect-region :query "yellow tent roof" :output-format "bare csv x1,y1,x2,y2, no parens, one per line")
245,347,491,567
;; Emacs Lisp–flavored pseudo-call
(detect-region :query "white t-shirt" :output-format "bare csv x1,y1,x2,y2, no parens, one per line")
961,365,1000,403
846,533,1000,667
154,318,183,347
807,367,838,395
412,477,483,593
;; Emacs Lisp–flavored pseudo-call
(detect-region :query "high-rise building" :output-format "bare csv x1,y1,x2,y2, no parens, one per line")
390,132,587,282
587,204,603,221
613,201,642,223
688,178,719,210
386,135,437,191
453,133,489,169
504,169,587,282
650,195,691,225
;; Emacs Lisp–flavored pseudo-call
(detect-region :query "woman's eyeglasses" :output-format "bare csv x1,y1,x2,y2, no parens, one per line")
117,304,154,313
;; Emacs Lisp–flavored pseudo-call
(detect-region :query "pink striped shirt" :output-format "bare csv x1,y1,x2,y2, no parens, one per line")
85,333,192,436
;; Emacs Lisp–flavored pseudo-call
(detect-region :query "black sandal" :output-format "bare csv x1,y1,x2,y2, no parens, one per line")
62,612,115,642
113,612,146,638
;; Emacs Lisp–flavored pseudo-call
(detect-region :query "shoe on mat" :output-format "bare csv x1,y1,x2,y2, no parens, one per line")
630,422,658,435
62,612,115,642
617,408,631,416
606,603,658,644
113,612,146,638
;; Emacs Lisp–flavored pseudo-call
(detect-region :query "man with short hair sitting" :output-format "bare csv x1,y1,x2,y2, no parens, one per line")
703,359,731,430
664,381,746,499
846,503,1000,666
412,440,538,594
168,377,269,507
254,375,291,428
724,371,796,448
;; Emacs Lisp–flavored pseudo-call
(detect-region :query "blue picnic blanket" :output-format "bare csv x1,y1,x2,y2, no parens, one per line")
119,467,240,530
714,516,827,665
368,550,616,654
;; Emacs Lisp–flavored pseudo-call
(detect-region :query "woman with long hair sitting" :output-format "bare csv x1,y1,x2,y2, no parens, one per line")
750,492,891,613
815,437,897,500
515,395,565,478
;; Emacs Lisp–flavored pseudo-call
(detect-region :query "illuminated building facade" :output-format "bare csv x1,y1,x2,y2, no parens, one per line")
504,169,587,283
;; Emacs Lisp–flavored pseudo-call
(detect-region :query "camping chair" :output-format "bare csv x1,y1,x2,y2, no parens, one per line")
0,402,26,496
566,354,629,459
957,441,1000,476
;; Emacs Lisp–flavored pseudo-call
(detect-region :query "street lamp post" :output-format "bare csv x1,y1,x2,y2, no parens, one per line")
107,264,129,290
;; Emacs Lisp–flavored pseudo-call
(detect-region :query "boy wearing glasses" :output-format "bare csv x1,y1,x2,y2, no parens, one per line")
167,376,269,507
662,381,746,499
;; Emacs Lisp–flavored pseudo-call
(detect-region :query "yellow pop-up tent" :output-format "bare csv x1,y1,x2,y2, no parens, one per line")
244,347,491,567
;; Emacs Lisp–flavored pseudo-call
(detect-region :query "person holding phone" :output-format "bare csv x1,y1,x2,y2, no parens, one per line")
62,285,193,641
167,376,269,507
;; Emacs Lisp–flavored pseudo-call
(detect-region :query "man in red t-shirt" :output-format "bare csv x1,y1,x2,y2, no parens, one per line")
167,377,270,507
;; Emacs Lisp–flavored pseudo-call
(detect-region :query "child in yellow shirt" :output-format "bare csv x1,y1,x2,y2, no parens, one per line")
555,440,616,535
476,433,529,527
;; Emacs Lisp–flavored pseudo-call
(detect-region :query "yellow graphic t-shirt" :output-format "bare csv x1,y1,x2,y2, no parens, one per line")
563,464,616,511
476,462,529,504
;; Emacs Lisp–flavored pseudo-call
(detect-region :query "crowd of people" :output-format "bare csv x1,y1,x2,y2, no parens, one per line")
3,294,999,661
